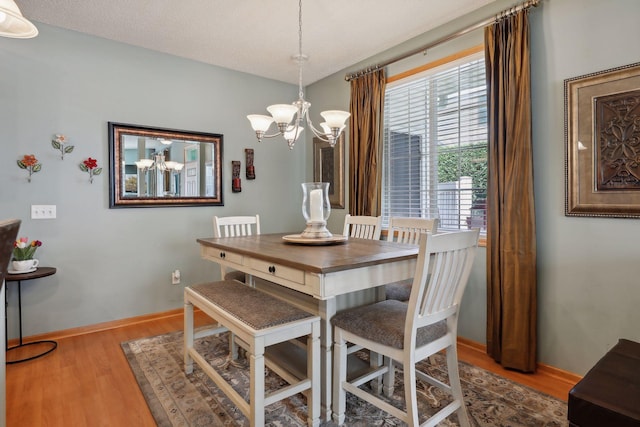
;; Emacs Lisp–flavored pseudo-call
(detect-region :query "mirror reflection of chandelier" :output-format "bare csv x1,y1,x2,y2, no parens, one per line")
246,0,350,149
135,151,184,172
135,151,184,197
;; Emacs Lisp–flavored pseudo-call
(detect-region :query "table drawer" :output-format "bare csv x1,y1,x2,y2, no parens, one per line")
248,258,305,285
201,246,243,267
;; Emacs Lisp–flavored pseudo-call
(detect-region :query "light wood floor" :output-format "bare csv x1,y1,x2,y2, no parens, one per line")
6,311,578,427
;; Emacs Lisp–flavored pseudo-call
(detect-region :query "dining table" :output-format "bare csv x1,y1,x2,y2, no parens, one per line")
196,232,419,421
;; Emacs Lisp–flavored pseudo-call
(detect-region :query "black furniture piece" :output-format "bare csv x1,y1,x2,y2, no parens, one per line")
5,267,58,364
568,338,640,427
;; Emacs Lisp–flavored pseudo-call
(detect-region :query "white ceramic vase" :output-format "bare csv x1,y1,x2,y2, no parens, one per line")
11,259,39,272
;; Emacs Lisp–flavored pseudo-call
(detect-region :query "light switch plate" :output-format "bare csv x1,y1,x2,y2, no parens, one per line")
31,205,57,219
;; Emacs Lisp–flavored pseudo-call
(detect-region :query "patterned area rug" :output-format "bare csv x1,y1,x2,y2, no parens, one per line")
121,330,568,426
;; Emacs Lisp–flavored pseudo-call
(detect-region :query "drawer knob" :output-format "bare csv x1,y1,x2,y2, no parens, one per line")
268,265,276,273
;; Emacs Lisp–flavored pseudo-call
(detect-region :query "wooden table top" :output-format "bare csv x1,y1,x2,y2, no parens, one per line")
197,233,418,274
5,267,57,282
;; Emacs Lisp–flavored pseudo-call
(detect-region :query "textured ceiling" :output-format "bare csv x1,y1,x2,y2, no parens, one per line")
17,0,495,85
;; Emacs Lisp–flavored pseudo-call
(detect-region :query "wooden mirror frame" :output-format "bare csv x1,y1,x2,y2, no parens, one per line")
108,122,224,208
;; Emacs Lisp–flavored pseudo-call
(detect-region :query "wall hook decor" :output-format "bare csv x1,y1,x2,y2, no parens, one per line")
79,157,102,183
17,154,41,183
51,134,74,160
245,148,255,180
232,160,242,192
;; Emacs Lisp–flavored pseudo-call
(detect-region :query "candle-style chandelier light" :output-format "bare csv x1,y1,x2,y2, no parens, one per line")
247,0,350,149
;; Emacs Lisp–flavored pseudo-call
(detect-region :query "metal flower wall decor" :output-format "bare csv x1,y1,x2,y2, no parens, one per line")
17,154,42,182
79,157,102,183
51,134,74,159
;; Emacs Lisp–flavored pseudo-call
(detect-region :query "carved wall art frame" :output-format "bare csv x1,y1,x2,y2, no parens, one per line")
313,134,345,209
565,62,640,218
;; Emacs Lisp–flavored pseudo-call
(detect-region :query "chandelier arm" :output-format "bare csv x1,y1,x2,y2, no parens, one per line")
306,115,329,139
260,131,285,139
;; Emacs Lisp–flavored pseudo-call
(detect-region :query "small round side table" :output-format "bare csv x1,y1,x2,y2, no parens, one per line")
5,267,58,364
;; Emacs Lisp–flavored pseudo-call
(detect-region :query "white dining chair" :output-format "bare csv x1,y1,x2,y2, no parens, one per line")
386,216,438,245
342,214,382,240
212,214,262,359
385,217,438,301
213,214,261,282
332,229,479,427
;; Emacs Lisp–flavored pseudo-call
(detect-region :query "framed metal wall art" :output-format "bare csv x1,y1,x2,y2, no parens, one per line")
313,135,345,209
565,62,640,217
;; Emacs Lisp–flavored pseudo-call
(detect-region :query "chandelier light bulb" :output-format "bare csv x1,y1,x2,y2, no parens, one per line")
135,159,154,170
247,114,274,132
0,0,38,38
284,126,304,149
267,104,298,126
320,110,350,129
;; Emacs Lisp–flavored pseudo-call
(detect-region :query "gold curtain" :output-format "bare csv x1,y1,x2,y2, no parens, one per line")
348,69,386,215
484,10,537,372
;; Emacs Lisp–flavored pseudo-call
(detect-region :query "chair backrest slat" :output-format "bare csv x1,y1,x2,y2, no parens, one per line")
342,214,382,240
386,217,438,245
405,230,479,345
213,215,261,238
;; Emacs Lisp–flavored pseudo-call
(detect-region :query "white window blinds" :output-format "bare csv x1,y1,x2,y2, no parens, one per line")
382,54,487,232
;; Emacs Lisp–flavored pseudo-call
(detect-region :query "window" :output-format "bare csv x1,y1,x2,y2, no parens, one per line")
382,52,487,233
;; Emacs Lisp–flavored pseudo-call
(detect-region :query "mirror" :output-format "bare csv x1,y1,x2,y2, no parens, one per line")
108,122,223,208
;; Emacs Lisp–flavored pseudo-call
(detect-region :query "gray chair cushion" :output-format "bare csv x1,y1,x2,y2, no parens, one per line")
331,299,446,349
224,270,246,282
385,278,413,301
190,280,314,330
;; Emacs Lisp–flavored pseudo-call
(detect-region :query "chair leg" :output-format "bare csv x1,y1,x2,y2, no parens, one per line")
404,359,420,427
370,351,383,394
446,346,471,427
307,325,321,427
229,332,238,360
332,329,347,425
382,356,395,397
184,300,194,374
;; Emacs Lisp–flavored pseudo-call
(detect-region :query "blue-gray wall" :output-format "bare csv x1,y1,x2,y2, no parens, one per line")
2,0,640,377
0,24,308,341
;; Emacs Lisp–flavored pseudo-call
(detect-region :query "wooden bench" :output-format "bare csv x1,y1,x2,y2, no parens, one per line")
184,280,321,427
568,338,640,427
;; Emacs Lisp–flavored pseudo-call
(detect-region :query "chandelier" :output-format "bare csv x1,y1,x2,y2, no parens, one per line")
0,0,38,38
247,0,350,149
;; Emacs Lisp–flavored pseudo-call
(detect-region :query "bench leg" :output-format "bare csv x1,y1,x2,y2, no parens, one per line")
250,341,265,427
184,300,194,374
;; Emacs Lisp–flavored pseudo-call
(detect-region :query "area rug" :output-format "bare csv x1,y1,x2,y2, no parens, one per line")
121,330,568,426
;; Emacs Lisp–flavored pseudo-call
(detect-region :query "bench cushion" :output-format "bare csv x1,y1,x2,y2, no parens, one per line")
190,280,313,330
568,338,640,427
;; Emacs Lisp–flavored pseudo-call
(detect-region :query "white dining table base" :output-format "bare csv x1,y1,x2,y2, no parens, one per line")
197,234,418,421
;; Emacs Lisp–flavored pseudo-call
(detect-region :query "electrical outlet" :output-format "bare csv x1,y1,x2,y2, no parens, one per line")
31,205,57,219
171,269,181,285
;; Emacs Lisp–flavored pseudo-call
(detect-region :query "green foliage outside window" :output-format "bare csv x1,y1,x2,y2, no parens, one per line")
437,143,488,201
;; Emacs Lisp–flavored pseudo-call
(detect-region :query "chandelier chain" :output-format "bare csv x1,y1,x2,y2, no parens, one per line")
297,0,304,100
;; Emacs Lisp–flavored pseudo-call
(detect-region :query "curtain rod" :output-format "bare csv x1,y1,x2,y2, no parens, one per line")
345,0,540,82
